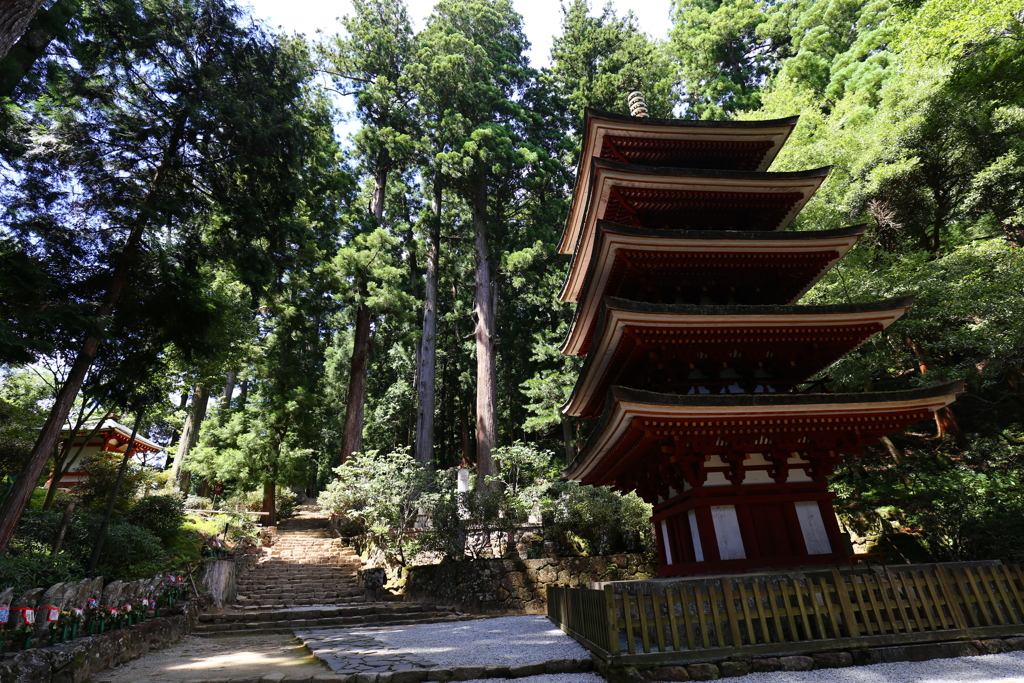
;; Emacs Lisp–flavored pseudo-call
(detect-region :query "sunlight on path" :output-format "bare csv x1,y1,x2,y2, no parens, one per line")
100,634,327,682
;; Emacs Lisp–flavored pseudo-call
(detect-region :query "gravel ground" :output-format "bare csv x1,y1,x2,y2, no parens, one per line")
344,615,590,668
738,651,1024,683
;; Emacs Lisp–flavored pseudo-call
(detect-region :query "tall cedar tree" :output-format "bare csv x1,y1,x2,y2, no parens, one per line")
321,0,418,463
413,0,535,486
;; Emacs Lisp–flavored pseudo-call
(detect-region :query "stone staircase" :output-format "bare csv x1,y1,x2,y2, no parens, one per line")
196,602,479,636
233,513,365,609
202,506,474,635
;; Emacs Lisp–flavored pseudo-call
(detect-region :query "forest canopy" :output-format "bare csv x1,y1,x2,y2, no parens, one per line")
0,0,1023,564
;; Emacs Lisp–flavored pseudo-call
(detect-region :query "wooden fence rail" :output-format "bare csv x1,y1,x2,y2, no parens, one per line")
547,562,1024,664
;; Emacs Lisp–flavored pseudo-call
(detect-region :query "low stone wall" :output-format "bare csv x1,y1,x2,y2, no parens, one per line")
0,600,203,683
602,636,1024,682
404,555,656,614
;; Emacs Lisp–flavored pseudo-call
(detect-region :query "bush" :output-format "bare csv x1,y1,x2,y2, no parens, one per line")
544,482,654,556
92,522,167,580
10,510,172,583
221,487,297,521
319,448,432,566
184,495,213,510
423,444,560,561
0,555,80,593
72,454,148,514
127,494,186,542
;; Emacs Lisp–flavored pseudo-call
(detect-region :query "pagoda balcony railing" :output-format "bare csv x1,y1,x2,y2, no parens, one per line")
547,561,1024,665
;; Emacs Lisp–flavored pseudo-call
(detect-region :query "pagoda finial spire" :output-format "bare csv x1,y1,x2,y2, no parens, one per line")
627,91,649,118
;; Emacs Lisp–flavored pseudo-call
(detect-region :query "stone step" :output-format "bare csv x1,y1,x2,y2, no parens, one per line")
232,514,366,610
195,611,479,636
201,603,430,624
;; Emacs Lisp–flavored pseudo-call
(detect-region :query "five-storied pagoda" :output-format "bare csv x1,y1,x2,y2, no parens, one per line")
559,95,963,577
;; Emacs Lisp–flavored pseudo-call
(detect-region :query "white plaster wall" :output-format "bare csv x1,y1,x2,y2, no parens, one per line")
794,501,832,554
687,510,704,562
711,505,747,560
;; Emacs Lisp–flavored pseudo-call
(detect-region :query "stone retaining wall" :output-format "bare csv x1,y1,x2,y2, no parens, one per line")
404,555,656,614
601,636,1024,682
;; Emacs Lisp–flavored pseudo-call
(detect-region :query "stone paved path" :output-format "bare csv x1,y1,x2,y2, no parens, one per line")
97,633,327,682
295,629,438,673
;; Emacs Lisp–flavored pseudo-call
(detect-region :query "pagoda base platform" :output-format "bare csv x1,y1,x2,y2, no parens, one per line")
651,482,850,577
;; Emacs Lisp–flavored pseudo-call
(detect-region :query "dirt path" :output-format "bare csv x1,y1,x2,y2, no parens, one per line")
95,633,327,682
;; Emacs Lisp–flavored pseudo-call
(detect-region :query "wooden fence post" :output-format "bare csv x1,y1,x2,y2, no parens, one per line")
605,585,620,656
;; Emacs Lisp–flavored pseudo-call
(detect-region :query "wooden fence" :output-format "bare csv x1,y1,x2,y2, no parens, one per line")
547,562,1024,665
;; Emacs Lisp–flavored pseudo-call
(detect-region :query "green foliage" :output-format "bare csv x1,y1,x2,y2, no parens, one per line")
91,522,168,580
671,0,783,119
319,448,432,565
550,0,675,133
9,510,174,583
544,481,653,556
184,495,213,510
73,455,149,515
126,494,186,542
0,555,81,594
221,488,298,521
834,434,1024,563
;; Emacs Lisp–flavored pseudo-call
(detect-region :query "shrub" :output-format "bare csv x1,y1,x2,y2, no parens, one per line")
72,453,148,514
544,482,654,556
93,522,167,580
127,494,186,542
184,495,213,510
319,448,432,566
10,510,173,583
0,555,80,593
423,444,559,561
222,488,297,520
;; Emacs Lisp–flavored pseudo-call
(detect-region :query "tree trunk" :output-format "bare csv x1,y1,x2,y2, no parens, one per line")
0,0,47,63
472,174,498,488
50,499,75,555
0,0,77,97
170,385,211,492
459,399,472,465
165,392,189,459
371,166,388,221
340,301,372,464
261,479,276,527
561,416,575,465
905,336,966,446
237,378,249,409
221,371,236,412
415,180,442,467
339,167,389,465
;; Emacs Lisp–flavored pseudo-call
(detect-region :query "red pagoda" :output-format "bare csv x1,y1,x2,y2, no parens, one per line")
560,105,963,576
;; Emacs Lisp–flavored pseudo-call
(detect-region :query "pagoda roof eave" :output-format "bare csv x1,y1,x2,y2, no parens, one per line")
558,161,832,301
595,293,915,318
562,111,801,255
581,109,801,131
559,222,866,339
60,418,163,452
560,158,830,256
566,381,966,484
562,295,915,418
